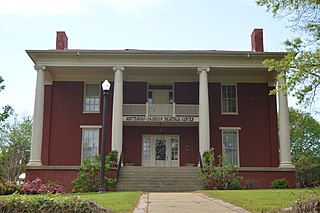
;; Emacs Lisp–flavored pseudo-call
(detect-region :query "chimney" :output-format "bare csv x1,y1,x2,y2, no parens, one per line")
56,31,68,50
251,28,264,52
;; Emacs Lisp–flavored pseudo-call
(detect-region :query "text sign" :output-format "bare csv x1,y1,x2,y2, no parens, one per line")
124,116,196,122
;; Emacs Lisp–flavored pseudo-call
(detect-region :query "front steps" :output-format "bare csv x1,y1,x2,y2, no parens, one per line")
117,166,204,192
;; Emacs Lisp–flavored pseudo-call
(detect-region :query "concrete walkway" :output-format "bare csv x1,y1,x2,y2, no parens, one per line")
134,192,250,213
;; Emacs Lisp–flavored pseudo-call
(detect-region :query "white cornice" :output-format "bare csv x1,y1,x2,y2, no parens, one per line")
26,50,284,69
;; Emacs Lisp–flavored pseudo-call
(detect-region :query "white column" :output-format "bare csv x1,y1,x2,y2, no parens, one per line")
111,66,124,159
278,75,294,168
28,65,46,166
198,66,211,156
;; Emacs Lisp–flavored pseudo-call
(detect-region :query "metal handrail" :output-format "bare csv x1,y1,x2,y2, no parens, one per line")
116,150,123,180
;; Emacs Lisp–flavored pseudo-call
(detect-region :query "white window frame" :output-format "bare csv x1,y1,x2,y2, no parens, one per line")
83,83,101,113
221,84,238,115
219,127,241,167
80,125,102,163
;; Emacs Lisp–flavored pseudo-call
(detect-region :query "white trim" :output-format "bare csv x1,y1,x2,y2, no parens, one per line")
221,84,238,114
221,128,240,167
80,127,100,164
219,127,241,130
83,83,101,114
80,125,102,129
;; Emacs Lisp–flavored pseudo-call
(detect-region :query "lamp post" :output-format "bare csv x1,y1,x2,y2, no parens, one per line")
99,80,111,193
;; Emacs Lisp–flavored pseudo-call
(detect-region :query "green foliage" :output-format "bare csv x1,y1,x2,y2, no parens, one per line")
72,154,116,192
270,178,290,189
0,114,32,182
0,76,13,124
108,150,119,167
0,177,22,195
289,108,320,171
200,148,242,190
227,180,242,190
0,194,113,213
257,0,320,108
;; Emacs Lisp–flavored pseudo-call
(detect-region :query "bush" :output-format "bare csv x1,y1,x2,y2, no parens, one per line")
0,177,22,195
72,154,116,192
200,148,243,190
227,180,242,190
23,177,64,194
0,194,113,213
270,178,289,189
291,197,320,212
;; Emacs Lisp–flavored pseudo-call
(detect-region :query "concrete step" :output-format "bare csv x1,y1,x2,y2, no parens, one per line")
117,166,204,192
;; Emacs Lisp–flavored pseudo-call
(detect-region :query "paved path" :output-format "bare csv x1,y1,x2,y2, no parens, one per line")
134,192,250,213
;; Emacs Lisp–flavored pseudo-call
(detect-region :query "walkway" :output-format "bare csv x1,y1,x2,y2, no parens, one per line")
134,192,250,213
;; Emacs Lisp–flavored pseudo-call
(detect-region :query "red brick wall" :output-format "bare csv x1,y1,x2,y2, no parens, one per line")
209,83,279,167
174,82,199,104
123,126,199,166
123,82,147,104
42,81,114,166
26,169,78,192
239,171,296,189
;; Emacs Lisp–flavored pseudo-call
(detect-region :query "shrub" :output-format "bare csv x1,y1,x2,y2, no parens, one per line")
72,154,116,192
0,194,113,213
108,150,119,167
200,148,243,190
292,197,320,212
270,178,289,189
0,177,22,195
227,180,242,190
23,177,64,194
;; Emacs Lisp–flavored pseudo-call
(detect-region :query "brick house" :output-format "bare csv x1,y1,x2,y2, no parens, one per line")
26,29,296,191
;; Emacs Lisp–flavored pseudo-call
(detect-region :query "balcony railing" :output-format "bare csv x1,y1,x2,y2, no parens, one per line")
123,103,199,116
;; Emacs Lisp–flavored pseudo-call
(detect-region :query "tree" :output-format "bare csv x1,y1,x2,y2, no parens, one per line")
0,114,32,182
0,76,13,124
257,0,320,109
289,107,320,171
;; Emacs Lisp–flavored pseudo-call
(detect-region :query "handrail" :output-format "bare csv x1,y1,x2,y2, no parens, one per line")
116,150,123,180
199,151,204,174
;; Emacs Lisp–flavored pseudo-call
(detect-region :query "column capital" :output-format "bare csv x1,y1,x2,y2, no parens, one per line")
112,66,125,72
34,65,46,71
197,66,210,74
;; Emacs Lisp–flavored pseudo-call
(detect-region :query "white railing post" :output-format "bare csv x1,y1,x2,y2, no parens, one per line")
146,102,149,116
173,103,176,117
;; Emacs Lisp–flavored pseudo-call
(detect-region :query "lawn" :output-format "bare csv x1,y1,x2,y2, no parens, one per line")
201,188,320,212
0,191,142,213
63,191,142,212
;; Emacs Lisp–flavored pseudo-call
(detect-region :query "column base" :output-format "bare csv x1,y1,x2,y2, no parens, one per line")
27,160,42,167
279,161,295,168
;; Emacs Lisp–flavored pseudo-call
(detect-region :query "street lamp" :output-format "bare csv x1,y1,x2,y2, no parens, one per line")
99,80,111,193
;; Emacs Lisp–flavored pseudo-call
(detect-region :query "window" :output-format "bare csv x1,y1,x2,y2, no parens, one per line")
82,128,99,162
84,84,100,112
221,128,240,166
221,85,237,113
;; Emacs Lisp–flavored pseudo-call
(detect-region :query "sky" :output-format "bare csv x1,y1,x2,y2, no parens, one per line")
0,0,300,117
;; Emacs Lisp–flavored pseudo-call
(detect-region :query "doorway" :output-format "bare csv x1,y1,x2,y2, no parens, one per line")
142,135,179,167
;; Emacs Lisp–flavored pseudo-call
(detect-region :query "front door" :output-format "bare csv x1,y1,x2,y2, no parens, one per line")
142,135,179,167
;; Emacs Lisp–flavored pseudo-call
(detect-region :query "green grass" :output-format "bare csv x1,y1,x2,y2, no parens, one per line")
0,191,142,213
63,192,142,212
201,188,320,212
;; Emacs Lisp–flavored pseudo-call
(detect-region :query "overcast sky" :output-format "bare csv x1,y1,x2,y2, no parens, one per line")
1,0,299,117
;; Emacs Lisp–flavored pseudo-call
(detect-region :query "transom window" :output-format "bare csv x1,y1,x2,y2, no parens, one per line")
84,84,100,112
82,128,99,162
221,85,237,114
221,128,240,166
